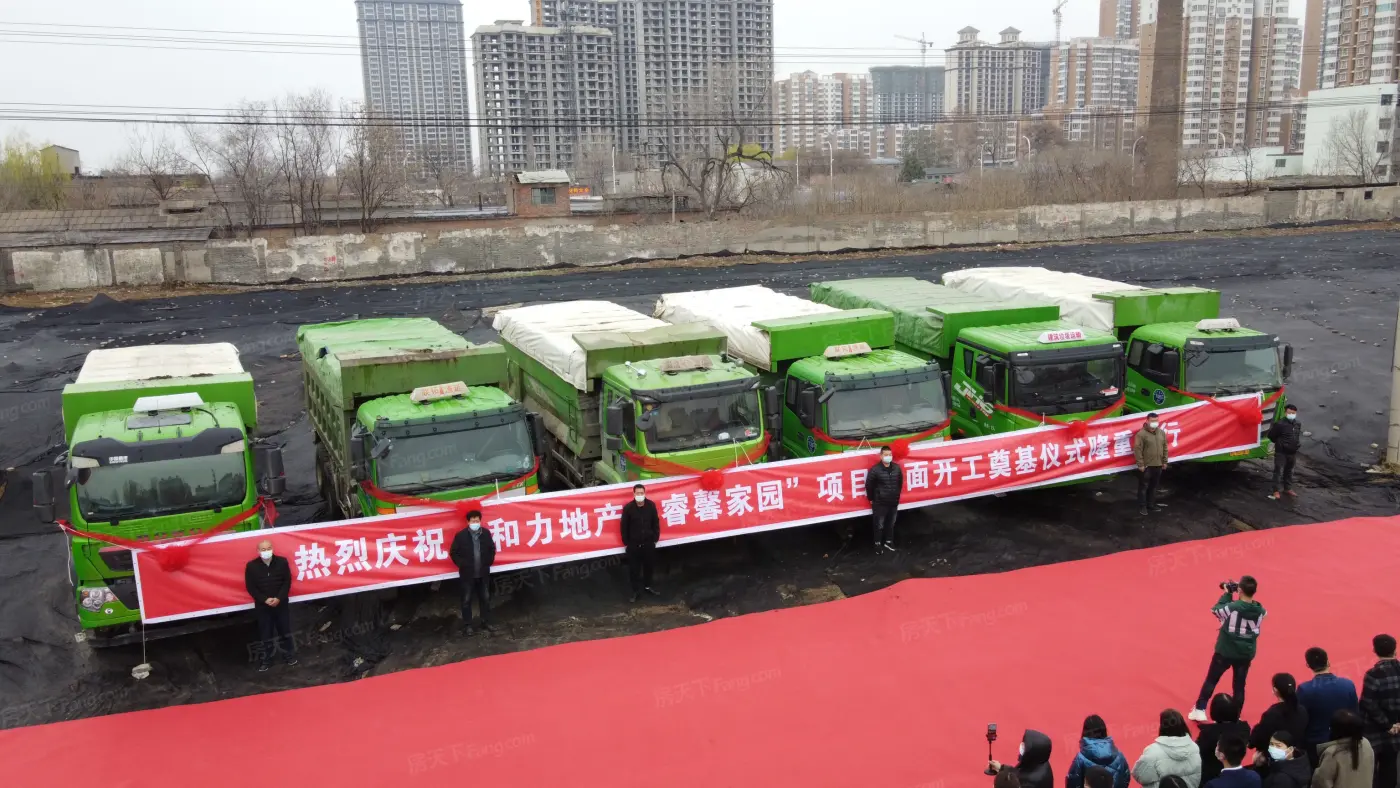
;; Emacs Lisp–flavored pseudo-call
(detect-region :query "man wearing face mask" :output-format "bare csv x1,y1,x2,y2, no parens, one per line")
989,729,1054,788
865,445,903,554
244,539,296,672
449,510,497,635
1266,405,1302,501
1133,413,1169,516
619,484,661,603
1257,731,1311,788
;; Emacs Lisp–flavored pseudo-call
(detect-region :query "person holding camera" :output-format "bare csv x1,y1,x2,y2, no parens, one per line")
988,729,1054,788
1190,577,1265,723
1134,413,1169,516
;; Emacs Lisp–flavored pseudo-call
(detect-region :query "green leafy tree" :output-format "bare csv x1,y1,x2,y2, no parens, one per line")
899,150,925,183
0,136,70,210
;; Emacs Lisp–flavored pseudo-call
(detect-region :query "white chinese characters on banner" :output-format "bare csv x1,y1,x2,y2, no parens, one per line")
295,542,332,581
334,537,371,575
411,528,449,563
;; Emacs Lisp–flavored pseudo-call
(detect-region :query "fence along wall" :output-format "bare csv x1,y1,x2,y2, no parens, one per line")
4,187,1397,293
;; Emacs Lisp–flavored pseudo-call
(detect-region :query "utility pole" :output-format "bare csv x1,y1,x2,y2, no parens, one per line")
1387,299,1400,469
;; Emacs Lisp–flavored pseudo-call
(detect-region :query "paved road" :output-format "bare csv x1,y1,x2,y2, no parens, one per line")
1,227,1396,727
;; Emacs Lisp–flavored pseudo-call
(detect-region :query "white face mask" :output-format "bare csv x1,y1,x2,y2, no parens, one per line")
1268,746,1288,761
259,549,273,562
1285,413,1296,421
1019,743,1025,758
634,493,645,503
1147,421,1159,430
881,455,892,465
468,522,481,531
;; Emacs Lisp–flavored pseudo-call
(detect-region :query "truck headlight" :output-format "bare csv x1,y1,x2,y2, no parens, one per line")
80,587,117,612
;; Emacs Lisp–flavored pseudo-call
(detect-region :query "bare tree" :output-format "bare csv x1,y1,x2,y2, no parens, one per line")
119,127,184,202
654,65,791,219
181,101,278,236
1323,109,1380,183
339,101,408,232
1225,142,1261,195
415,141,466,207
272,90,338,234
1178,146,1216,197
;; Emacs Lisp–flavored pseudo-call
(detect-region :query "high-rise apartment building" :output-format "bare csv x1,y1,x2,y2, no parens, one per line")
473,20,618,177
772,71,873,153
944,27,1053,116
1317,0,1399,90
1137,0,1301,149
1048,37,1140,148
1100,0,1143,37
533,0,775,162
356,0,472,172
870,66,946,123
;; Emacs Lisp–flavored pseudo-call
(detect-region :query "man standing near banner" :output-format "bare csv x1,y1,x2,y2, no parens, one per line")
620,484,661,603
1134,413,1169,516
866,445,903,554
450,510,497,635
244,539,296,672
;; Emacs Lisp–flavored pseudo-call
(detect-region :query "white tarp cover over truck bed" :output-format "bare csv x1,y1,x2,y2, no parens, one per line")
654,285,837,371
491,301,669,391
941,267,1145,333
75,343,244,384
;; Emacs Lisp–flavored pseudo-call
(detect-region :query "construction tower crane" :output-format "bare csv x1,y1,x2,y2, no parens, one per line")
1053,0,1068,45
894,33,937,68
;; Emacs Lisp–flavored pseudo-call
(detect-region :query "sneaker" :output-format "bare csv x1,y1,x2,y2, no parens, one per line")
1139,507,1150,516
1267,492,1282,501
644,587,660,596
883,541,897,551
1188,707,1208,723
1285,490,1297,498
257,663,270,673
285,657,299,667
873,544,884,555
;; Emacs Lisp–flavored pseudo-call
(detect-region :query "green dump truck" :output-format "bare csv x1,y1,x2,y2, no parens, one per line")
491,301,778,488
31,343,284,644
298,318,543,518
811,278,1127,439
654,285,950,459
942,267,1292,460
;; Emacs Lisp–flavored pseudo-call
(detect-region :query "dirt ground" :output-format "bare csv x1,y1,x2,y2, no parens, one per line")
1,226,1397,728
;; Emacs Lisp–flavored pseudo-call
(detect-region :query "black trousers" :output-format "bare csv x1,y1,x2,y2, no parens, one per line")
872,503,898,545
627,543,656,593
1195,651,1251,712
460,577,491,625
1376,748,1398,788
1273,452,1297,492
1138,466,1163,508
254,602,294,665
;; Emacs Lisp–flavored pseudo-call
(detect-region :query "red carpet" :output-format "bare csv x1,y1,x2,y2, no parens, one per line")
3,516,1398,788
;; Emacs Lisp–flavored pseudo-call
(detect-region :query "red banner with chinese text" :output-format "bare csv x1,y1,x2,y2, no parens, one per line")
134,395,1261,623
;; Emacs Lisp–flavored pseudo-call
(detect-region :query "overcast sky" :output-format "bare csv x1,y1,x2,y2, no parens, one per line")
0,0,1105,169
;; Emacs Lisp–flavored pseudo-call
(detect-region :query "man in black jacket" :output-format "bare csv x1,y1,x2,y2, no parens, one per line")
1266,405,1302,501
244,539,296,671
449,510,497,634
619,484,661,603
865,445,903,554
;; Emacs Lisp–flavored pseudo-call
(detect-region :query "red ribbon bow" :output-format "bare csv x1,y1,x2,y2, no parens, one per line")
994,395,1127,439
57,497,277,572
358,460,539,515
623,435,771,491
811,418,952,461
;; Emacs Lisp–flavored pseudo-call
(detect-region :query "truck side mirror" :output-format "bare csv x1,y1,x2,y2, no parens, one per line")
254,445,286,498
31,469,56,524
349,431,369,482
1161,349,1181,382
798,388,817,429
526,412,546,456
605,401,625,438
763,385,781,431
1280,343,1294,380
941,370,952,404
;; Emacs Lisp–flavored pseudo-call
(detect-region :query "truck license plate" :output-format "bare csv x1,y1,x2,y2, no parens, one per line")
1229,450,1249,457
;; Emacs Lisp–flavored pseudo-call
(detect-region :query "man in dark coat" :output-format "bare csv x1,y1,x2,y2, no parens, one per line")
1133,412,1169,516
1266,404,1302,500
619,483,661,603
865,445,903,554
449,510,497,634
244,538,296,671
989,729,1053,788
1258,731,1313,788
1360,634,1400,788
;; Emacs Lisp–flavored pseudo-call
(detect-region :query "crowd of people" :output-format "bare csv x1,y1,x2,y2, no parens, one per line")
986,575,1400,788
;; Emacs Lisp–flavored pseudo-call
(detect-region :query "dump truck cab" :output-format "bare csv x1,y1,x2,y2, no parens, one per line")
655,286,949,458
298,318,541,519
492,301,774,488
943,267,1291,459
30,344,283,641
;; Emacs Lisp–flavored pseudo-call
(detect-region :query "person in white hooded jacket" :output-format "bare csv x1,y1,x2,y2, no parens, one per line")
1133,709,1204,788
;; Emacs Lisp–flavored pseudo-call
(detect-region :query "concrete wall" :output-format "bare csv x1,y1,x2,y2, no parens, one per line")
5,185,1398,292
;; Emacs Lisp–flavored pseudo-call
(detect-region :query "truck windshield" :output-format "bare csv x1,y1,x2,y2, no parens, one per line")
1185,345,1281,394
826,379,949,438
1012,356,1123,409
643,390,762,453
76,454,247,521
377,419,534,492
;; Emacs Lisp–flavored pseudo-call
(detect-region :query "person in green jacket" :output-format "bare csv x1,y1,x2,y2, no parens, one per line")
1190,576,1266,723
